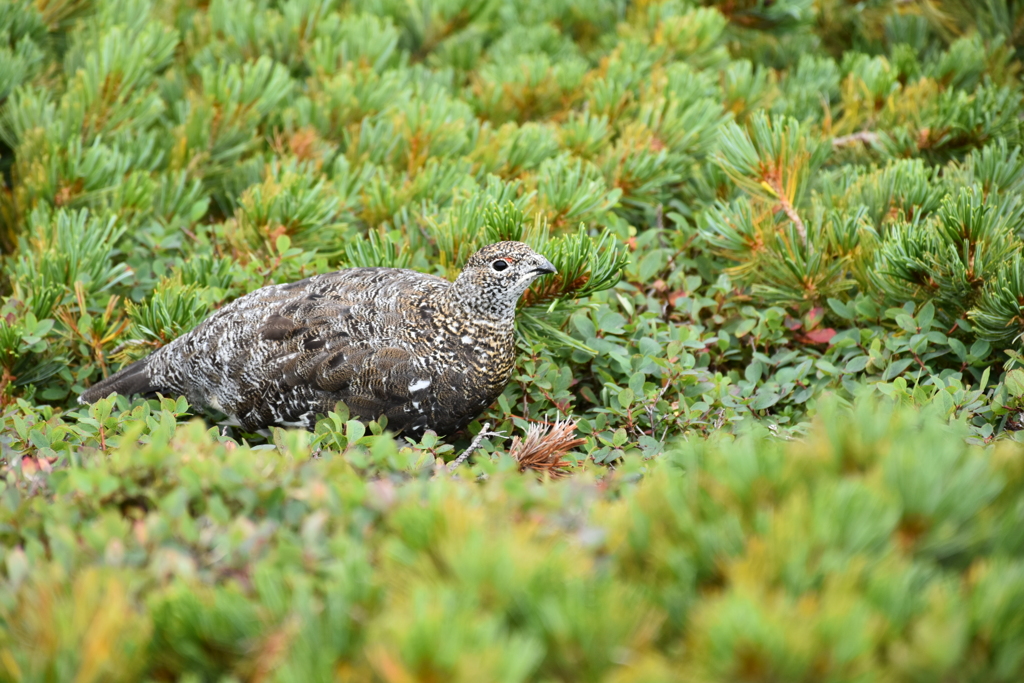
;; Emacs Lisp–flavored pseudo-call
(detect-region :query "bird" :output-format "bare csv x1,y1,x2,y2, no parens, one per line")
79,241,557,438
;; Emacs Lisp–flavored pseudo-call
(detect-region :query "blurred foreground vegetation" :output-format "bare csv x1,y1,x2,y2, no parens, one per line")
3,0,1024,679
3,396,1024,681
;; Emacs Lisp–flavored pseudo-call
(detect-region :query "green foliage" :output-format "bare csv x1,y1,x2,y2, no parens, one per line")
11,208,131,312
2,0,1024,676
125,280,210,345
0,395,1023,680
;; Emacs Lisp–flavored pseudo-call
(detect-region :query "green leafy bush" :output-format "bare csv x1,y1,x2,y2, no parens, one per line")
2,0,1024,677
1,394,1023,680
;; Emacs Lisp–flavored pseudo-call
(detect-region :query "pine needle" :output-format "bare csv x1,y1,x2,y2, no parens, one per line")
509,418,585,478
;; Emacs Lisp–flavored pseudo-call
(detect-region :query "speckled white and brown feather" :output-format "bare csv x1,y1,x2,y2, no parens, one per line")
79,242,556,437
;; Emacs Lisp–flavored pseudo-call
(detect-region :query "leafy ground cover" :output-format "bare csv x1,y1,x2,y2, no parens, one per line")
5,396,1024,681
2,0,1024,680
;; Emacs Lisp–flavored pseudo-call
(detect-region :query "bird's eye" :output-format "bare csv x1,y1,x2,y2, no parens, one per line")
491,259,509,272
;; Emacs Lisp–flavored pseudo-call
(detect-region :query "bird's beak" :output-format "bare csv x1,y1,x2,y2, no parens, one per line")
532,257,557,276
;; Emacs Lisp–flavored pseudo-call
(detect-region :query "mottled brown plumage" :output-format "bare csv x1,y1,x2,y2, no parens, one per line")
79,242,557,437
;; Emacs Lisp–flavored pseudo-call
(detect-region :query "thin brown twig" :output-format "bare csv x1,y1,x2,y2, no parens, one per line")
508,413,562,427
832,131,880,148
765,175,807,245
911,352,929,372
645,382,674,437
447,422,505,471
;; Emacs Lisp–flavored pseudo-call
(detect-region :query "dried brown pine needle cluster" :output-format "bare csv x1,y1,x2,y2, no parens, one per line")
509,419,585,478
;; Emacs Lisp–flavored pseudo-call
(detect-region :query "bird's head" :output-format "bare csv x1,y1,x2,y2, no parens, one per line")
450,242,557,321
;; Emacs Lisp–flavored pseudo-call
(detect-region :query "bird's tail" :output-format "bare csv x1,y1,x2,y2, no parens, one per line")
78,357,163,404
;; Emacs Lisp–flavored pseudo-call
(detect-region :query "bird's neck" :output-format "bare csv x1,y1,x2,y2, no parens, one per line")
443,279,518,326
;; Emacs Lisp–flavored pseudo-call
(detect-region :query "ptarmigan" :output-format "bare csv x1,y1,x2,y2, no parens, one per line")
79,242,557,437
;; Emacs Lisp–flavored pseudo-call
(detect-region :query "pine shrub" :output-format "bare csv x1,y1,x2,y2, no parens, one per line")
1,0,1024,678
